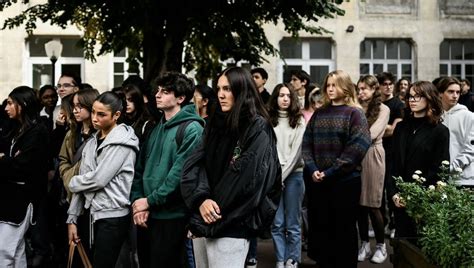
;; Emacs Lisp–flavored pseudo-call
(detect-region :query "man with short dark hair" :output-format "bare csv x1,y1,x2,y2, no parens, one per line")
459,79,474,112
376,72,404,238
131,72,204,267
251,67,271,104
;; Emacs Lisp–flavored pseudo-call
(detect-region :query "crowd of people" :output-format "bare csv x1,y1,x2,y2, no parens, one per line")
0,66,472,268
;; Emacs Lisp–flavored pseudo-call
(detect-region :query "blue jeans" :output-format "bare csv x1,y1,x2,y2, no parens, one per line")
271,171,305,262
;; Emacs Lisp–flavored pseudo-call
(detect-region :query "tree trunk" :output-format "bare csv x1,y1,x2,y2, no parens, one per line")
142,5,188,85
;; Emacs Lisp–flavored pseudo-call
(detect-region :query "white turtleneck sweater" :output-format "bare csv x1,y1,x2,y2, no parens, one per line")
274,110,306,181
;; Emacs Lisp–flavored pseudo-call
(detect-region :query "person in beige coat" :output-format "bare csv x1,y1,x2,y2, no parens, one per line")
356,75,390,264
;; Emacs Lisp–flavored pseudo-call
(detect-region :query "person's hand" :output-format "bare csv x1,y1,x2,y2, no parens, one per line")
392,194,405,208
312,170,325,182
133,211,149,228
132,198,149,214
68,223,80,244
199,199,222,224
56,111,66,126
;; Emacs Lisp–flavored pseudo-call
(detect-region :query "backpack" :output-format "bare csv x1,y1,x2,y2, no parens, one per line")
175,120,194,148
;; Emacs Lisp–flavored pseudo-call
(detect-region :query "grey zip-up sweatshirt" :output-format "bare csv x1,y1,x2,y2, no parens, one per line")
67,124,139,224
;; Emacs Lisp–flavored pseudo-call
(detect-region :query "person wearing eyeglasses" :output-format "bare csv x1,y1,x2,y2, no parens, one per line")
376,72,405,239
388,81,450,241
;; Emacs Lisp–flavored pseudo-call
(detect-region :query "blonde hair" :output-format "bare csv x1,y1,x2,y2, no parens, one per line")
321,70,361,109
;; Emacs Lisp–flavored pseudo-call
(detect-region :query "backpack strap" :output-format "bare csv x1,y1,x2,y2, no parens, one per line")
176,120,194,148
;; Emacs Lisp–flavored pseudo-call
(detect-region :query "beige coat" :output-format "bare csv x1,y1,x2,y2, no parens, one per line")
360,104,390,207
58,129,81,201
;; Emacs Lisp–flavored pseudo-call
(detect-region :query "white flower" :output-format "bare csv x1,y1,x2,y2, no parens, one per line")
441,193,447,200
412,174,420,180
455,167,463,173
437,181,447,187
442,160,450,166
420,177,426,182
414,170,422,175
428,185,435,191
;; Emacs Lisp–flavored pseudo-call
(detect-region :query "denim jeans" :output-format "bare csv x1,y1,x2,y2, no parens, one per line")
271,171,305,262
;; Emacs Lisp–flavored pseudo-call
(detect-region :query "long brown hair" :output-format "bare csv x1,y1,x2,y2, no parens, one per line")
267,83,302,129
358,75,382,127
408,81,443,125
321,70,361,109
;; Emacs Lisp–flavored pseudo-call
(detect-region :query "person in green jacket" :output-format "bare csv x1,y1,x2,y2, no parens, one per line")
130,72,204,268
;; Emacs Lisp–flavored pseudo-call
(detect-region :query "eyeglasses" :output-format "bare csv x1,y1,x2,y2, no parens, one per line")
73,103,84,112
382,82,393,87
408,94,423,102
56,83,76,90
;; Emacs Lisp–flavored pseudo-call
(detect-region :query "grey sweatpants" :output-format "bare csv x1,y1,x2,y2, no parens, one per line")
193,237,249,268
0,203,33,268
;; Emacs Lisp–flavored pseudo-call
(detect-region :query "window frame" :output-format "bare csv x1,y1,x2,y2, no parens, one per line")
278,38,336,85
359,38,415,81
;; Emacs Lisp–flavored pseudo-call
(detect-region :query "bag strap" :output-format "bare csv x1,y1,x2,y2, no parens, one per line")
176,120,194,148
67,242,76,268
67,241,93,268
77,241,93,268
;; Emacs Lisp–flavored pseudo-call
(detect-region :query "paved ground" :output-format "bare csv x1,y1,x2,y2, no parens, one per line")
255,238,394,268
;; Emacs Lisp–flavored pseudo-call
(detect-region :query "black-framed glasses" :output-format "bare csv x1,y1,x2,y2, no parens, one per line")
382,82,393,87
56,83,76,90
408,94,423,102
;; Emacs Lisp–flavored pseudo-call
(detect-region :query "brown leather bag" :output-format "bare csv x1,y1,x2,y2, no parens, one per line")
67,241,93,268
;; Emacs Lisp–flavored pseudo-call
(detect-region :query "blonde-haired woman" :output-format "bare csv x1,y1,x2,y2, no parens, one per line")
302,70,371,267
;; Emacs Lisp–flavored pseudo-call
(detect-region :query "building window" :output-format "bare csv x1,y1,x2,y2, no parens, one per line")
278,38,335,86
359,39,414,81
26,36,84,89
112,49,141,88
440,39,474,85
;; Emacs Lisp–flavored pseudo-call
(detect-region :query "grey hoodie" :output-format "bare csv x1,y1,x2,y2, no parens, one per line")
67,124,139,223
442,104,474,185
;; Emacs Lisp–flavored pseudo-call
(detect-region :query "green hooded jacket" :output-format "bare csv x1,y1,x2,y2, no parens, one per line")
131,104,204,219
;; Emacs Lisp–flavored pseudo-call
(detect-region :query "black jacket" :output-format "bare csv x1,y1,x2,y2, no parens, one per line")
181,115,281,238
388,117,450,198
0,123,49,224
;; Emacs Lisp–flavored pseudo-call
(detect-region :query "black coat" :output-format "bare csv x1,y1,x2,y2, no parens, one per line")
0,123,49,224
181,115,281,238
388,117,450,198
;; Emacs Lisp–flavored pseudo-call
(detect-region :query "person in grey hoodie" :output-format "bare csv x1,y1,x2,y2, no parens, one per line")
437,77,474,186
66,92,139,267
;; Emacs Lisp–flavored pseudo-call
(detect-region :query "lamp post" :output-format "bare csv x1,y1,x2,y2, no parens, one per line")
44,38,63,86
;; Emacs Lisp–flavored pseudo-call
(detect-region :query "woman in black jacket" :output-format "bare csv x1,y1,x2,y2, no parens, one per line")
181,67,281,268
0,86,49,267
388,81,450,241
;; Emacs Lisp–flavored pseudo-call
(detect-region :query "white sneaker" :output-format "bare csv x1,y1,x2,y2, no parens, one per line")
285,259,298,268
245,258,257,268
358,241,371,262
368,229,375,238
390,229,396,239
371,243,387,264
276,261,285,268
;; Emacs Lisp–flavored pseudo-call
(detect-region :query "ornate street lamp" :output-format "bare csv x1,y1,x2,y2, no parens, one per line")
44,38,63,86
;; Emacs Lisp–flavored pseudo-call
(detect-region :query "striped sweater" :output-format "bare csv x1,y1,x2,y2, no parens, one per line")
302,104,370,182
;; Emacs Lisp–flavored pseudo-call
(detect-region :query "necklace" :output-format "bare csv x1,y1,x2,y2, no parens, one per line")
412,123,424,134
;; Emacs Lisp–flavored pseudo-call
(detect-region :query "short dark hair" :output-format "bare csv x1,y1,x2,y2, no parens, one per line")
460,79,471,87
154,72,194,106
436,77,461,94
39,85,57,98
59,72,82,90
290,70,311,85
250,67,268,80
376,72,395,84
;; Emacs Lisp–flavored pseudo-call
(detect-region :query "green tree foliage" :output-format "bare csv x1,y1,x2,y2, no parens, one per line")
1,0,345,83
